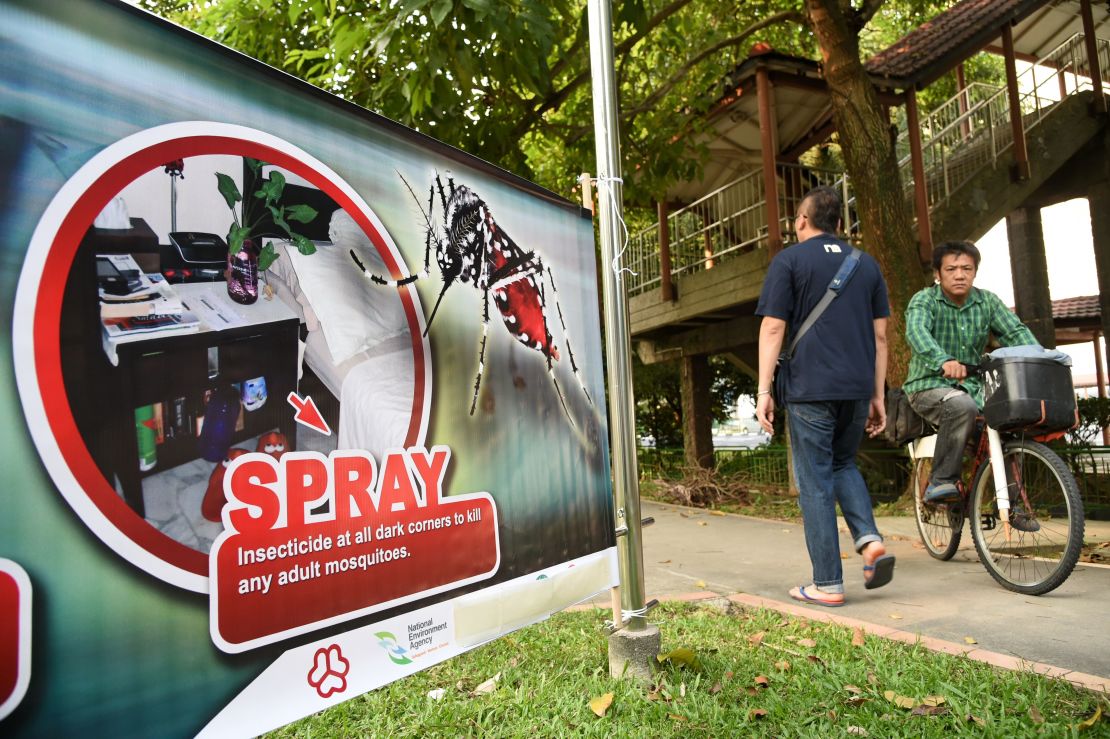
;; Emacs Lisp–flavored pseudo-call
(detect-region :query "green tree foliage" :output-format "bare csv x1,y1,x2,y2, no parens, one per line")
136,1,807,201
1068,396,1110,447
139,0,989,432
136,0,971,204
633,355,754,447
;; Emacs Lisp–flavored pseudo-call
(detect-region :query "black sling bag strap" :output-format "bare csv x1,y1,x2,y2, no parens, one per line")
783,246,862,361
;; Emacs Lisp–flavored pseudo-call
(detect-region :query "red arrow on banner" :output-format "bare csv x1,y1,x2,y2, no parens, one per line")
287,392,332,436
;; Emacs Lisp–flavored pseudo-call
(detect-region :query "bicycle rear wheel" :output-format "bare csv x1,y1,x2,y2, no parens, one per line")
969,440,1084,595
913,457,963,560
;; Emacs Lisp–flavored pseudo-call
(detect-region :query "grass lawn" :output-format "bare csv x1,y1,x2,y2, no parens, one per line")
268,601,1106,737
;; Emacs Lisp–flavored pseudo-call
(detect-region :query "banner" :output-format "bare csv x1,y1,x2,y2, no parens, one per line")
0,1,615,736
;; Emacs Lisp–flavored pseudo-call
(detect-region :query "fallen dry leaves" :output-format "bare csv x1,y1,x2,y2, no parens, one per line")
852,628,866,647
472,672,500,696
589,692,613,717
657,647,702,671
882,691,948,711
1077,704,1102,731
883,690,918,709
911,704,950,717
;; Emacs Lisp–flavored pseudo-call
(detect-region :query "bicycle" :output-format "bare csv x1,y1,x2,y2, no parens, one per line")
908,362,1085,596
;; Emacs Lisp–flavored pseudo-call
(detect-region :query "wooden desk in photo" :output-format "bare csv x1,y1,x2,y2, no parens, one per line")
104,282,299,517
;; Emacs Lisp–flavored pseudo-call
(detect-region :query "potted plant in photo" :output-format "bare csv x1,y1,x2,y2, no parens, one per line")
216,157,318,304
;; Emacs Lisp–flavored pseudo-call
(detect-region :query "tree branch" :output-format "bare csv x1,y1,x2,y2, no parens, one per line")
623,10,805,120
510,0,699,137
854,0,887,30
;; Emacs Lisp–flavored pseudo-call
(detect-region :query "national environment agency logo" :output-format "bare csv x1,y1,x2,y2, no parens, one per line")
375,632,413,665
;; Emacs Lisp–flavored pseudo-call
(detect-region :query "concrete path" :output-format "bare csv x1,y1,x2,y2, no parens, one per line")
600,500,1110,686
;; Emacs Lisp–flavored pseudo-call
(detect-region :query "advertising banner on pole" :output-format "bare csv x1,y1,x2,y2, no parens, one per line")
0,1,615,735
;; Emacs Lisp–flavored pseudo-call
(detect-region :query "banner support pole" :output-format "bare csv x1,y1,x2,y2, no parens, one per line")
587,0,652,649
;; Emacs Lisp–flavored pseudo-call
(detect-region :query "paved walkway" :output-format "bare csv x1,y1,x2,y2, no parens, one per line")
594,500,1110,690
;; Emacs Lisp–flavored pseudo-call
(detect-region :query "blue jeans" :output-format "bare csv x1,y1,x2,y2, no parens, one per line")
787,399,883,594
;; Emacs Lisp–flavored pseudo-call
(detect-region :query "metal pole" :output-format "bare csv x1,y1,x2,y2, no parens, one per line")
170,176,178,233
588,0,647,632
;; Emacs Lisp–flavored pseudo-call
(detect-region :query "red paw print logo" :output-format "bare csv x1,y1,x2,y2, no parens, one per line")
307,644,349,698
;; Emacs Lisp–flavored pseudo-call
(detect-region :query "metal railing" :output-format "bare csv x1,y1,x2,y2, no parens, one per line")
896,33,1110,211
626,33,1110,299
637,446,910,502
639,444,1110,514
893,82,1001,165
626,163,860,296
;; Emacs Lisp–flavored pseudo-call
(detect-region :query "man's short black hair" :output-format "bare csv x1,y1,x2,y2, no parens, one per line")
931,240,981,271
800,186,841,234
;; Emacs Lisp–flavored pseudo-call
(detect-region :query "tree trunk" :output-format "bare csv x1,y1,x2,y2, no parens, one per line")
805,0,927,385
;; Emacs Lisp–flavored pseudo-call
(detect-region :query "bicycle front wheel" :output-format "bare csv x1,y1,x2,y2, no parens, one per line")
913,457,963,560
969,440,1084,595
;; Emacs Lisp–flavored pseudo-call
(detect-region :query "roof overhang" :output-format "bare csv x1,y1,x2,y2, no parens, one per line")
867,0,1110,91
665,52,901,203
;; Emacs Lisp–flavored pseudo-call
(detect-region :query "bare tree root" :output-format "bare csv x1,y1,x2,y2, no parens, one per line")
656,465,753,508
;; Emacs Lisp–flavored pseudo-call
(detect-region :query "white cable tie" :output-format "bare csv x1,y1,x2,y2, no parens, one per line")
593,175,637,282
620,605,650,621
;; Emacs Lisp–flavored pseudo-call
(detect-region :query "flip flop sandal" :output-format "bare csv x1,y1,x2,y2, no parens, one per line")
789,585,845,607
863,554,896,590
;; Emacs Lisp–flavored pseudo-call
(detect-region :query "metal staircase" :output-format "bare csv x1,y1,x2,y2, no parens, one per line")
626,32,1110,338
894,33,1110,215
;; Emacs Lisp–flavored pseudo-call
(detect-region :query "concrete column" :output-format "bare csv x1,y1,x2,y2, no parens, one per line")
1005,207,1055,347
680,354,714,468
1089,182,1110,343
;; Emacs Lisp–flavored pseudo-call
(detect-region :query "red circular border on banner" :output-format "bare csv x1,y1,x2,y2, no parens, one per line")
30,136,427,578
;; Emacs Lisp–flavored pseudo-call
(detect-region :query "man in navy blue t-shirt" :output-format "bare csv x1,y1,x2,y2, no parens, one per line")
755,186,895,607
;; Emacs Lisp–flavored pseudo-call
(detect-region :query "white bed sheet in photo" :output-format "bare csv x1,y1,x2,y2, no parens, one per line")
303,330,416,457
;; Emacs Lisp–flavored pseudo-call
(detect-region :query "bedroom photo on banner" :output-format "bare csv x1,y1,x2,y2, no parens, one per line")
0,1,615,735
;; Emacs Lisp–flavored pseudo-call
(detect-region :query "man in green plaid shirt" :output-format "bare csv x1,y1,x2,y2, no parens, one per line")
905,241,1038,502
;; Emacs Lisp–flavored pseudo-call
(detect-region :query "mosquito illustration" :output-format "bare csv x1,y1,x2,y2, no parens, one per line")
349,172,594,424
